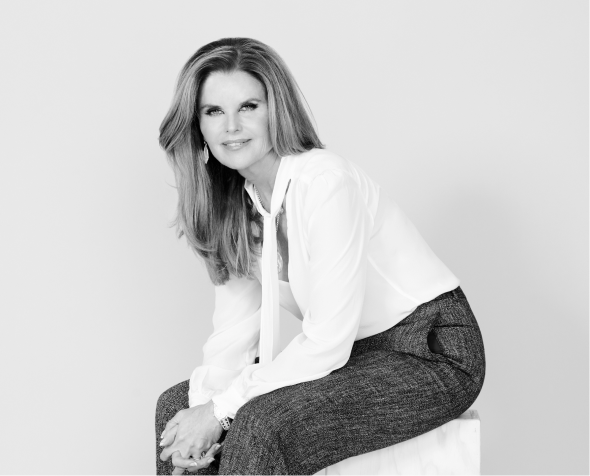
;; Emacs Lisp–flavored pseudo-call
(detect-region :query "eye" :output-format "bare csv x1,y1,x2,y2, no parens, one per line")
240,103,258,112
205,107,222,116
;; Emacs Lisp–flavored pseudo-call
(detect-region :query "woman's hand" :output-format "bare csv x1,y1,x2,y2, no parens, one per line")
160,401,224,472
168,441,222,474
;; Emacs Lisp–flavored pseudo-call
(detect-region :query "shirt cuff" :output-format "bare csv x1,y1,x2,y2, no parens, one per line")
188,392,212,408
211,385,248,419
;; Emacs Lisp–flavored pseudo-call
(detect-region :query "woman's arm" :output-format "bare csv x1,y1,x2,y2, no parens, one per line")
188,272,262,408
159,275,261,468
212,169,373,417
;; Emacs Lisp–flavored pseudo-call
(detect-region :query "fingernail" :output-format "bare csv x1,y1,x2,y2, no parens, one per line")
190,461,198,467
207,458,215,463
160,431,165,439
159,441,165,447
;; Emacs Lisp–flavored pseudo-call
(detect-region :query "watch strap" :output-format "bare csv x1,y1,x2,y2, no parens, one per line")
213,402,232,431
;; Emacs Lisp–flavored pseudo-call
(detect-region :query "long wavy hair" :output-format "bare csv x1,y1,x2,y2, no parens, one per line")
159,38,324,285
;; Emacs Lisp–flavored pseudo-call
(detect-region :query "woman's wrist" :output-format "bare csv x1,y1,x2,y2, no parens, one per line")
212,401,232,431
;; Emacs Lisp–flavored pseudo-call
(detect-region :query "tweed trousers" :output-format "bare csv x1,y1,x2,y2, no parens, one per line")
155,286,485,475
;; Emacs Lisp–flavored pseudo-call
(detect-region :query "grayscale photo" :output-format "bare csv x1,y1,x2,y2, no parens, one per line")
0,1,587,475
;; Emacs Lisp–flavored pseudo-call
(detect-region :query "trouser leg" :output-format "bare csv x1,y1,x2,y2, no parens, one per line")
219,286,485,475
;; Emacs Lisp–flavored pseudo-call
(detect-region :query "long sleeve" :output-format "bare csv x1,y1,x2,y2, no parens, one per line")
188,273,262,408
212,169,373,418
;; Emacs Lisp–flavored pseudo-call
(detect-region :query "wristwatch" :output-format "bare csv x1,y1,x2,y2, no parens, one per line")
213,401,232,431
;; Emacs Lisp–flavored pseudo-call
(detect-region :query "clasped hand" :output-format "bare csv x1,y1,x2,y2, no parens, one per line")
160,400,224,474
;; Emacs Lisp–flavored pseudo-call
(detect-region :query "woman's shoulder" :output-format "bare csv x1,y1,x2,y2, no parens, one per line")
290,148,367,184
288,148,380,213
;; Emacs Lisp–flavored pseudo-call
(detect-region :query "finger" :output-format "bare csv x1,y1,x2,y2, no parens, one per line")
186,444,220,473
161,443,187,462
172,452,214,473
172,466,185,475
159,424,178,448
161,422,178,442
163,411,183,437
160,442,178,462
205,443,222,457
172,451,196,470
187,457,216,473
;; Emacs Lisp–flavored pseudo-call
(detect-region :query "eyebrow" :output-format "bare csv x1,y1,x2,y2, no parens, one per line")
198,97,264,111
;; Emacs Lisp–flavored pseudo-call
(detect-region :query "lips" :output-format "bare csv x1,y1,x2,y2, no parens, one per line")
222,139,251,150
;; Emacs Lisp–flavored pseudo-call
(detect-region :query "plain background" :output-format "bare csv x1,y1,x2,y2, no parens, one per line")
0,1,587,474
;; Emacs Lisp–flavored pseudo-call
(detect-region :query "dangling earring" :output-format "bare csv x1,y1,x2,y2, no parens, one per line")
203,142,209,164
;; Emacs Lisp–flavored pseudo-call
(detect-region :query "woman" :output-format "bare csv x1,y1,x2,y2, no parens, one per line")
156,37,485,475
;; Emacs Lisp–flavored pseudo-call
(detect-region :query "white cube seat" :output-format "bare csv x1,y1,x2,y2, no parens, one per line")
314,409,480,475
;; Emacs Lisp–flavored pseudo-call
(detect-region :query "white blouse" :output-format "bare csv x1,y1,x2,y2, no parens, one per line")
188,148,460,418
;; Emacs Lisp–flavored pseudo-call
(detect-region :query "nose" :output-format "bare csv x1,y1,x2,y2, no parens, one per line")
225,111,241,133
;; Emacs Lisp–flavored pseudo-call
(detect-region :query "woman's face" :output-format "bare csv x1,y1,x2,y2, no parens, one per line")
198,70,277,175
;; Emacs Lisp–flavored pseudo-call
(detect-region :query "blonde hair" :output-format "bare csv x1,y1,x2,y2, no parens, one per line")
159,38,324,285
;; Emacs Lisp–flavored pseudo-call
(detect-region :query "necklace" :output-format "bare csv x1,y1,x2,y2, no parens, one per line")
253,185,284,273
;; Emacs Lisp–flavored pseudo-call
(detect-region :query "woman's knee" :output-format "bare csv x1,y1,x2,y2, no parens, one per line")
436,294,486,382
227,392,298,449
468,350,486,402
156,380,190,419
233,394,281,431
